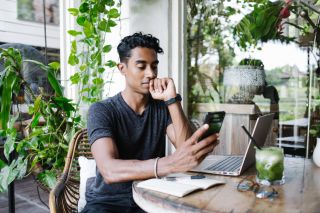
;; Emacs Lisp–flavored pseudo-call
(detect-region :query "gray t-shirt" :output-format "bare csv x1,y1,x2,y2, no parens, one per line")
85,93,172,204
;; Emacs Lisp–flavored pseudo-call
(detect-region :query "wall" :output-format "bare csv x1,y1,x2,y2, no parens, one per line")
0,0,59,48
128,0,186,107
59,0,130,101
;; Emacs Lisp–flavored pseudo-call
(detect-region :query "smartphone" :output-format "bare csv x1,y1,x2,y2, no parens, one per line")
199,111,225,140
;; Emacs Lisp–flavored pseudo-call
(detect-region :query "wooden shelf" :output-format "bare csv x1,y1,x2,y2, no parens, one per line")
194,103,260,115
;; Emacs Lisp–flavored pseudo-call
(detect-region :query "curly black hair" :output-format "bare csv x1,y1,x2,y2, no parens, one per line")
117,32,163,63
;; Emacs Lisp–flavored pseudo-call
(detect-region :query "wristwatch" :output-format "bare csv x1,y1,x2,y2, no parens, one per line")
164,94,182,106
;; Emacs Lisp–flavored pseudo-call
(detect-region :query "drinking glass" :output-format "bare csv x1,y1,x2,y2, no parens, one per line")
255,147,285,185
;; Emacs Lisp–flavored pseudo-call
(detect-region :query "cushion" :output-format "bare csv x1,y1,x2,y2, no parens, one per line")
78,156,96,212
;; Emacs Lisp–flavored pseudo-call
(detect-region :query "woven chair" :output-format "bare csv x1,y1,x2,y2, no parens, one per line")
49,129,92,213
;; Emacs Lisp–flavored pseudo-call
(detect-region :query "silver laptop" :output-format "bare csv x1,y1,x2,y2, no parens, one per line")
192,113,274,176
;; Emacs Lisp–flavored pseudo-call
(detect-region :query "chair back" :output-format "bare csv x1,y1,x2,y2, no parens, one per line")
49,129,92,213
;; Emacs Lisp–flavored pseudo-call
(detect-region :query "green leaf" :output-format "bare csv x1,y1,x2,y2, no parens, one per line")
48,62,60,70
37,170,57,189
82,74,89,84
108,8,120,18
98,19,108,31
225,6,236,16
29,136,39,150
71,40,77,53
70,73,81,84
8,113,19,129
104,0,115,6
4,131,16,161
68,54,79,66
15,156,27,179
67,30,82,36
80,87,90,93
76,16,86,26
0,159,6,170
1,71,19,130
80,64,87,71
34,95,42,113
105,60,116,68
98,67,105,73
0,130,5,137
98,4,106,13
0,166,10,191
52,97,75,112
79,2,89,13
92,78,104,85
107,19,117,28
103,45,112,53
31,112,41,128
47,69,63,97
68,8,79,16
83,20,94,37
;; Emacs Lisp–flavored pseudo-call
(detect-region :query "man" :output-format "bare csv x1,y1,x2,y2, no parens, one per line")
83,32,219,213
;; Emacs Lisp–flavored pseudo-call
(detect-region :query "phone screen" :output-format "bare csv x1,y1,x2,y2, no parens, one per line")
200,111,225,140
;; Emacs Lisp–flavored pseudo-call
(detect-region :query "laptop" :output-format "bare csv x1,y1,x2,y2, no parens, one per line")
191,113,274,176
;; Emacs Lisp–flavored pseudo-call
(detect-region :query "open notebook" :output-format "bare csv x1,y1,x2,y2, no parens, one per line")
136,174,225,197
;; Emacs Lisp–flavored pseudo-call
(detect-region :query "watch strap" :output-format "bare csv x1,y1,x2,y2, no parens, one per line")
164,94,182,106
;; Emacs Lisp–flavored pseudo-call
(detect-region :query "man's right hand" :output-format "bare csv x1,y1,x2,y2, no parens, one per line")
167,124,219,173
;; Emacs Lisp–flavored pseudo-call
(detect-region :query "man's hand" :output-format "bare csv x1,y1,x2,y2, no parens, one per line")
149,78,177,101
167,124,220,173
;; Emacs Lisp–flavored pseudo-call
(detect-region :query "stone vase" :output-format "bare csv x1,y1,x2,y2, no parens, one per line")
223,66,266,104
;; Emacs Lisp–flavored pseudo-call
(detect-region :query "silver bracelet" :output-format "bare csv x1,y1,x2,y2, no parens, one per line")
154,157,160,179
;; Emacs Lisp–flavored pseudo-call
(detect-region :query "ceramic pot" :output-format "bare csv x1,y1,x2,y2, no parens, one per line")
223,66,266,104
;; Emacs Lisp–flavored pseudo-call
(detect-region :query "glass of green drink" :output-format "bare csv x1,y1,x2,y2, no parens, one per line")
255,147,285,185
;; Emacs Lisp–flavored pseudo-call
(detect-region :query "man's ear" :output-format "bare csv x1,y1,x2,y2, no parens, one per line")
117,62,126,75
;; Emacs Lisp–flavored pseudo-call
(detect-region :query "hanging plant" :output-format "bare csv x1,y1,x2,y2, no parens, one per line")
234,0,295,50
68,0,120,103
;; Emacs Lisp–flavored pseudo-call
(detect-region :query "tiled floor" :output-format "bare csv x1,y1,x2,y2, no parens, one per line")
0,176,49,213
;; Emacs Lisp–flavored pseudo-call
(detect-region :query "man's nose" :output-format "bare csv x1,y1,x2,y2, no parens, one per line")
145,67,156,78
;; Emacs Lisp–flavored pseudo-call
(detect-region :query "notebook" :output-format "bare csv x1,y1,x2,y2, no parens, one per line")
191,113,274,176
136,174,225,197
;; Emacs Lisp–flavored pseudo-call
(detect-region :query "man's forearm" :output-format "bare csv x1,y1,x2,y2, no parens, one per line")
167,102,192,147
100,157,172,183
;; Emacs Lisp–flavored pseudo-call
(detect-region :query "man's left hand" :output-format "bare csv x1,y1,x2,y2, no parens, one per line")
149,78,177,101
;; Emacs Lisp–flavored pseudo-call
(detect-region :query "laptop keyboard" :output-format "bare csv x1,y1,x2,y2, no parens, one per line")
205,156,243,172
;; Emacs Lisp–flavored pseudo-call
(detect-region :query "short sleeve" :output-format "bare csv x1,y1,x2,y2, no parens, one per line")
87,102,114,145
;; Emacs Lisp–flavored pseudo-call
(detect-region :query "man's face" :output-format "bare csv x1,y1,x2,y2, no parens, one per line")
119,47,158,94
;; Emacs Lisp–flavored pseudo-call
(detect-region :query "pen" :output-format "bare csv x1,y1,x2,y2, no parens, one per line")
163,174,206,181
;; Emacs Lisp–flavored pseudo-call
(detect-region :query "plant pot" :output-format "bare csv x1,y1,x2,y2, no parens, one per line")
223,66,266,104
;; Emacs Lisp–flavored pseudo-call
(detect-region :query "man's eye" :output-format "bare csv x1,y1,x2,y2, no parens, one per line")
137,66,145,70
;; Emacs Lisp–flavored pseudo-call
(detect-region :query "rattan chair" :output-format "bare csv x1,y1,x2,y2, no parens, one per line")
49,129,92,213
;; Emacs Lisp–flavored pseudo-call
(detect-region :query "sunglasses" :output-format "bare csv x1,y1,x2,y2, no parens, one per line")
237,177,279,199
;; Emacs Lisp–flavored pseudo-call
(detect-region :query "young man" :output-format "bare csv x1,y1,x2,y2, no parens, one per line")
83,32,219,213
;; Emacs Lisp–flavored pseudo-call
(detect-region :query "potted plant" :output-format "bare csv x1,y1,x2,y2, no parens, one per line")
0,47,81,191
223,58,266,104
234,0,320,50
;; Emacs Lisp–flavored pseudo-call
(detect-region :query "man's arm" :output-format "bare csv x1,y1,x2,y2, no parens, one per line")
91,137,171,183
166,101,193,148
149,78,193,148
91,125,218,183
